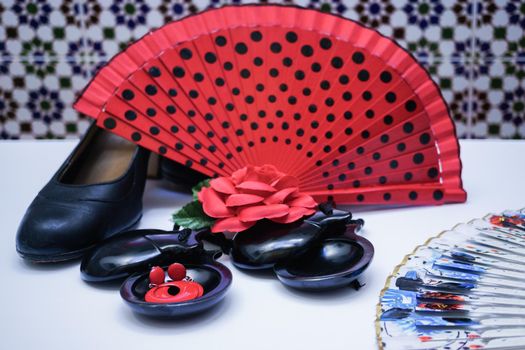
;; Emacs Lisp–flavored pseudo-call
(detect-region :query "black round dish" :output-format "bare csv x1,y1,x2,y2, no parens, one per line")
274,233,374,291
120,262,232,318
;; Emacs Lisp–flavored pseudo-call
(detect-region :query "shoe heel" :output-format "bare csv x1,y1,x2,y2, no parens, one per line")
158,157,207,188
147,153,161,179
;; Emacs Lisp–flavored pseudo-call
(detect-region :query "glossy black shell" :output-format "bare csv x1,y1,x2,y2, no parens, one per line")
230,209,351,270
80,229,203,282
231,220,322,269
274,232,374,290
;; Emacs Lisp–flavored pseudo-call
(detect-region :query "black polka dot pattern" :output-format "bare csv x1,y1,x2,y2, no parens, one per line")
94,25,453,206
148,67,161,77
319,38,331,49
385,92,396,103
104,118,116,129
251,31,263,42
205,52,217,64
124,110,137,121
270,42,282,53
301,45,313,57
380,71,392,83
146,108,156,117
145,85,157,96
352,52,365,64
285,31,297,43
358,70,369,81
121,89,134,100
235,43,248,54
180,48,192,60
215,36,227,46
173,67,185,78
131,132,141,142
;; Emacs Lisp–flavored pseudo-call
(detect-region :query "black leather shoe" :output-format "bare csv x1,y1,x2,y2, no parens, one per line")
159,157,207,188
16,123,150,263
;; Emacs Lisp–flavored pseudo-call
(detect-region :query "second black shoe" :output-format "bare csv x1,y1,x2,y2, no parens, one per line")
158,156,207,189
16,124,150,263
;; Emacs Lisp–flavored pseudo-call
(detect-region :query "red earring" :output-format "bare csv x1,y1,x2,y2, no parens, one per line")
168,263,186,281
148,266,165,286
145,281,204,304
145,263,204,304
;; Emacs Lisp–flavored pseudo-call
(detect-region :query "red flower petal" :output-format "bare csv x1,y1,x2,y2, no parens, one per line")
286,194,317,208
236,181,277,193
254,164,282,183
264,187,298,205
211,216,256,233
200,187,233,218
238,204,289,222
231,166,249,185
197,188,205,202
243,168,262,182
271,175,299,190
198,166,317,230
210,177,237,194
271,207,316,224
226,194,264,207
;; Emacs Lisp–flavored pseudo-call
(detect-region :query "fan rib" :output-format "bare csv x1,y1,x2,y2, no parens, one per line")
74,5,466,206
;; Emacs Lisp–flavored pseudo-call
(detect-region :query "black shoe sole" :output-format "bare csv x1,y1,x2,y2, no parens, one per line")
17,215,142,263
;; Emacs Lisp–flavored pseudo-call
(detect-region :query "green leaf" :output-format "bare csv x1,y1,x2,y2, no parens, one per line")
192,178,211,200
172,201,215,230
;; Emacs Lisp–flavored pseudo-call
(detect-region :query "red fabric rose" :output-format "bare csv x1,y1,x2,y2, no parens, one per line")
197,165,317,233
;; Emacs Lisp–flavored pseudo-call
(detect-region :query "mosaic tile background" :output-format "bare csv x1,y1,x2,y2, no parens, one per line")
0,0,523,139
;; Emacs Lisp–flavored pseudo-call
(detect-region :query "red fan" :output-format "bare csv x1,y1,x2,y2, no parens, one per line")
74,5,466,206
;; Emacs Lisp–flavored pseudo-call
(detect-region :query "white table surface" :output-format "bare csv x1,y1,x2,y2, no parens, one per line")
1,140,524,350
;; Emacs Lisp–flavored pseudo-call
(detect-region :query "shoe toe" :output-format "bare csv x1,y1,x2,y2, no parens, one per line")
16,198,99,262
